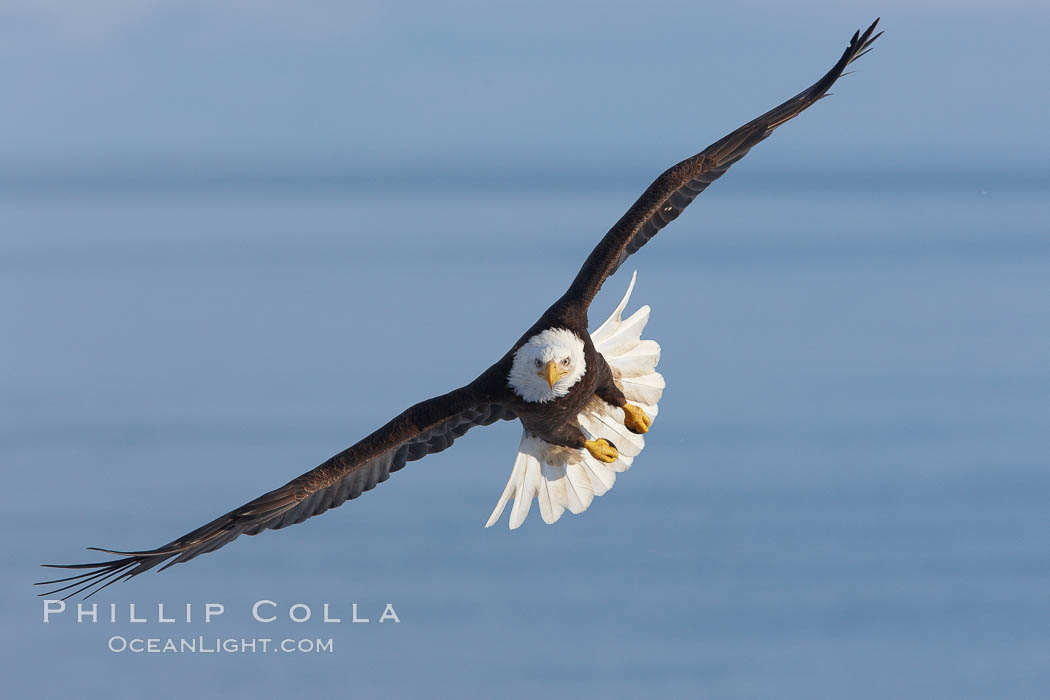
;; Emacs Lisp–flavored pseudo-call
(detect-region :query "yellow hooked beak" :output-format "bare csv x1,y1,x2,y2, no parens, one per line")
540,360,566,389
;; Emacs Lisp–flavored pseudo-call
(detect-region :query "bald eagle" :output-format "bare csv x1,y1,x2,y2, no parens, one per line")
38,20,881,599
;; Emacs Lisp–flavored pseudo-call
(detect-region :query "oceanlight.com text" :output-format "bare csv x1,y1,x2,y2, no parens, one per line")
107,636,334,654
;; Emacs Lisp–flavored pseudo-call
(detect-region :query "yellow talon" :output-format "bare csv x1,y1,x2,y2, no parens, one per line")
584,438,618,463
622,403,651,434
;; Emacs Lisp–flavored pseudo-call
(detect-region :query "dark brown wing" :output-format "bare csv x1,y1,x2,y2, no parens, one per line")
37,379,514,599
561,19,882,311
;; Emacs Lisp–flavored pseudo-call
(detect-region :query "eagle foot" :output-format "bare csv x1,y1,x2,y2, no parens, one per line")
622,403,651,434
584,438,618,463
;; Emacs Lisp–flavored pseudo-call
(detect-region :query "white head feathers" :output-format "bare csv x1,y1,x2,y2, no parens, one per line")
508,328,587,403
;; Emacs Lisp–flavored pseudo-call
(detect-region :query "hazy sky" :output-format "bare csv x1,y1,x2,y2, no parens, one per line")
2,1,1048,183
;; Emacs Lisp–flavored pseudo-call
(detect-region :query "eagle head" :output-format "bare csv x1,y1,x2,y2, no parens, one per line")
507,328,586,403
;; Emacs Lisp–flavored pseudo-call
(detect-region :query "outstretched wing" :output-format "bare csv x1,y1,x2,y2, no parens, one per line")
37,380,514,599
561,19,882,311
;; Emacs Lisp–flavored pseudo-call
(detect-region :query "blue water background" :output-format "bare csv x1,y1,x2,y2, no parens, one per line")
3,179,1047,698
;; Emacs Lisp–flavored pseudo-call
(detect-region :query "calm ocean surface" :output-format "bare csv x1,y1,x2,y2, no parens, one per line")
3,182,1048,698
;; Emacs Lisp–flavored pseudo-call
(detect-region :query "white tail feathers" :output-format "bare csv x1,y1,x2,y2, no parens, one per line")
485,271,664,529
